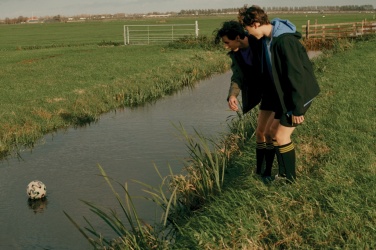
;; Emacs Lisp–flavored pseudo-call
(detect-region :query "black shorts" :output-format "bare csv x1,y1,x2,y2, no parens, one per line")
275,102,312,127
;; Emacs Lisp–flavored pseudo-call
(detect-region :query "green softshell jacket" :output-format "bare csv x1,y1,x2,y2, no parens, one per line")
271,32,321,115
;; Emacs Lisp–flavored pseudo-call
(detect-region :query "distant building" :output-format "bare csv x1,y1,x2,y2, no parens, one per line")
144,14,171,18
27,18,39,23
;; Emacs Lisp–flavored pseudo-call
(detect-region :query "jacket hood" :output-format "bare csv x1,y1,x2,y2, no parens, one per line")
271,18,296,37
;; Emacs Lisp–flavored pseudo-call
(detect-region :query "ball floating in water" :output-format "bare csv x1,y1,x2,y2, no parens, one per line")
27,180,47,200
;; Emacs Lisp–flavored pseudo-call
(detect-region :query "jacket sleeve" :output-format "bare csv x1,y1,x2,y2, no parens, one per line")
227,54,243,101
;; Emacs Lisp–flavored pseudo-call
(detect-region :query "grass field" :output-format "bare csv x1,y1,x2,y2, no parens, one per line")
2,12,374,248
0,13,374,49
67,36,376,249
172,36,376,249
0,13,374,157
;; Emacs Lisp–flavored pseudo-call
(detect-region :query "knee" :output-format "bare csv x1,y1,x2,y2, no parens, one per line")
267,127,277,141
274,134,282,145
274,133,291,146
264,129,273,142
255,127,265,141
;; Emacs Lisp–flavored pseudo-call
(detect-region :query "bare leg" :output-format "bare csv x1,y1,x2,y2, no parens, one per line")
264,112,276,143
269,118,280,141
256,110,274,143
275,124,295,146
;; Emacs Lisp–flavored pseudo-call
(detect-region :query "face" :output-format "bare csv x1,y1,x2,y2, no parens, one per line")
244,23,263,39
221,35,241,52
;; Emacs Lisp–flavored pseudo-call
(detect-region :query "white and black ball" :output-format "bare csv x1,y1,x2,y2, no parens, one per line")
27,180,47,200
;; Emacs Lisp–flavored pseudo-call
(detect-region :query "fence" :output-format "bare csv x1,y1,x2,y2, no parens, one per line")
302,20,376,39
123,21,199,45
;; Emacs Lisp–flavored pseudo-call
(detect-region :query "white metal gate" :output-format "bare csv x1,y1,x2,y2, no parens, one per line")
123,21,199,45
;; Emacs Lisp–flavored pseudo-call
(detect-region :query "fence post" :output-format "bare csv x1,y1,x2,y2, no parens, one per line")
195,21,199,38
147,26,150,45
172,25,174,41
123,25,127,45
306,20,310,39
314,19,317,36
353,23,356,36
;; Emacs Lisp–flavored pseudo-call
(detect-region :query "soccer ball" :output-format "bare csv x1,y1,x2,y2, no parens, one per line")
27,180,47,200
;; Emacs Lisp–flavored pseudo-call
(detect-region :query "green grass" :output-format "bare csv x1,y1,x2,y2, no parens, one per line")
26,15,372,249
172,36,376,249
1,13,374,50
0,13,373,157
0,41,229,157
66,37,376,249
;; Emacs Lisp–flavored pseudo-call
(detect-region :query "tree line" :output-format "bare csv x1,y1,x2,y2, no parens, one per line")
178,5,374,15
1,5,374,25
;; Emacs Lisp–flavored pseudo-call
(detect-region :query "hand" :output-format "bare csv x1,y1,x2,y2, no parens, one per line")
292,115,304,124
228,96,239,111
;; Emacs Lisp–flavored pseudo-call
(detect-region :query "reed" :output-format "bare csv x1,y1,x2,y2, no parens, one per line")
173,36,376,249
65,111,258,249
64,164,171,249
67,35,376,249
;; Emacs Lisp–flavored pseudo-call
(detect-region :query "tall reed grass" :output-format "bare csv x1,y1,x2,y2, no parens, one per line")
173,35,376,249
64,111,258,249
66,35,376,249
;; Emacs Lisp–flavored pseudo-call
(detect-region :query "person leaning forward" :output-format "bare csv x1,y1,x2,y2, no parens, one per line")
215,20,264,114
215,20,279,178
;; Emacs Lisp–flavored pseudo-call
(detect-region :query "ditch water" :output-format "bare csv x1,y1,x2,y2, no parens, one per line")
0,72,233,249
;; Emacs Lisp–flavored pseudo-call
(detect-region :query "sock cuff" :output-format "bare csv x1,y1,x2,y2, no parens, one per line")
266,142,274,150
256,142,266,149
279,142,295,154
272,139,278,147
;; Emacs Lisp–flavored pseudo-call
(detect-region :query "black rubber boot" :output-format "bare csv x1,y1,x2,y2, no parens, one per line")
263,142,275,177
273,140,286,177
279,142,296,183
256,142,266,175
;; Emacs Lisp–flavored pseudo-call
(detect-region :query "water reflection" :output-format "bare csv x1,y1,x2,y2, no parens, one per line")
27,198,48,214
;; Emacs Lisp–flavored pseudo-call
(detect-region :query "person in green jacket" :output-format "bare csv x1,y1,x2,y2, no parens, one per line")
240,5,320,182
214,20,279,178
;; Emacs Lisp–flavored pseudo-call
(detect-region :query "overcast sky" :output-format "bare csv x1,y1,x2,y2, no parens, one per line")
0,0,374,19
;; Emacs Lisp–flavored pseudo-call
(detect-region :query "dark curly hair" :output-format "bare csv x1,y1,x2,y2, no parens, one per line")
214,20,247,44
239,5,270,27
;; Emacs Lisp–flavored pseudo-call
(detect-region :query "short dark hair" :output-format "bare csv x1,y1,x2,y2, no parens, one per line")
239,5,270,27
214,20,247,44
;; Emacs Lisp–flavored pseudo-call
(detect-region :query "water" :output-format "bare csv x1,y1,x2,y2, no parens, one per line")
0,72,234,249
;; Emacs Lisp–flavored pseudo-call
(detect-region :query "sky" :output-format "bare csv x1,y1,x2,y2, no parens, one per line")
0,0,374,19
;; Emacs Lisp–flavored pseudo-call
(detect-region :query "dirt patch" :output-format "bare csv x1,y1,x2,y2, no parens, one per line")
307,50,323,59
